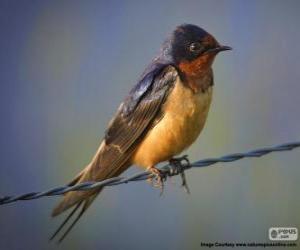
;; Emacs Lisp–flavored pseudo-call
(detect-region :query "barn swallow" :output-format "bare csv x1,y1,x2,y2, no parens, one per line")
50,24,231,242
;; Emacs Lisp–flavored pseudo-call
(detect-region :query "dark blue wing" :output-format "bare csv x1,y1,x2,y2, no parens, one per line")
120,62,168,116
97,64,178,175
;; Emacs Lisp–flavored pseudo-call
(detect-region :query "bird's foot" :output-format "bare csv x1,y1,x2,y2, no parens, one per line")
147,166,166,195
169,155,191,194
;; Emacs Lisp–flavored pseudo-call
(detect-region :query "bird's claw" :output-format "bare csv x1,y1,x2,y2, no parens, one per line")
147,155,191,195
169,155,191,194
147,167,166,195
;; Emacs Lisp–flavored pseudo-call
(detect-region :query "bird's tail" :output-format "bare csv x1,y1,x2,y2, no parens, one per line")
50,161,102,243
50,152,130,243
51,162,98,217
50,190,99,243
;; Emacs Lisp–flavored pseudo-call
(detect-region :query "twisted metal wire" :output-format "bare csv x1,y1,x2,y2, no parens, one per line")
1,141,299,205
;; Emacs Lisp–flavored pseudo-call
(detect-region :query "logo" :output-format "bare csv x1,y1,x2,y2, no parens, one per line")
270,229,278,239
269,227,298,241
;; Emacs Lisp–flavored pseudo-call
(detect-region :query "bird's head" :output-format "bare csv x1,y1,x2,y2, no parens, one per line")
161,24,231,78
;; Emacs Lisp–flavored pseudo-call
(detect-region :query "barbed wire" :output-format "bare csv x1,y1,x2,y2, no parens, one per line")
0,141,299,205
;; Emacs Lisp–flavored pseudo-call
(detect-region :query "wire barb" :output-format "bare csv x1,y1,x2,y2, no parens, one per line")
0,141,299,205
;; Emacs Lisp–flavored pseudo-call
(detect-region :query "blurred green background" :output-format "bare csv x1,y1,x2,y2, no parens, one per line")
0,0,299,249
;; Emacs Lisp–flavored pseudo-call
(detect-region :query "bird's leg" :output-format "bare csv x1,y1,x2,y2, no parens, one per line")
169,155,191,194
146,166,166,195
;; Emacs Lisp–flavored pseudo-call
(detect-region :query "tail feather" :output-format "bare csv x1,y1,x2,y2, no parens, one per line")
58,195,98,243
51,194,98,243
50,165,130,242
50,169,101,243
51,163,101,217
49,202,83,241
50,140,132,242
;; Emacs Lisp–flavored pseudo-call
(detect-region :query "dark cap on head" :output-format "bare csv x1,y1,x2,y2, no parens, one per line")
161,24,231,64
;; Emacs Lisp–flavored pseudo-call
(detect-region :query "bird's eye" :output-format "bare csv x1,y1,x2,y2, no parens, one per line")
189,42,202,52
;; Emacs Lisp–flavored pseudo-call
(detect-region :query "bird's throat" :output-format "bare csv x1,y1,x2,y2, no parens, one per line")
178,54,215,93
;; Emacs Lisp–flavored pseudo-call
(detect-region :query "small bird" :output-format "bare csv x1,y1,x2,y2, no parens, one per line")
50,24,231,242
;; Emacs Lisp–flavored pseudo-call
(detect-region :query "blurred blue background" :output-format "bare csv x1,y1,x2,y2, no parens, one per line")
0,0,299,249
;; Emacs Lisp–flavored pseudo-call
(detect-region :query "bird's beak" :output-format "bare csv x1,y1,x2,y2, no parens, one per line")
217,45,232,52
206,45,232,54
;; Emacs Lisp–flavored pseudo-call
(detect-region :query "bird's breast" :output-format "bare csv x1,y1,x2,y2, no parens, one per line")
132,77,213,168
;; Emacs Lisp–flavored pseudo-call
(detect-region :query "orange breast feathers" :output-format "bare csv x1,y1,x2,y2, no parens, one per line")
178,53,216,93
131,77,213,169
